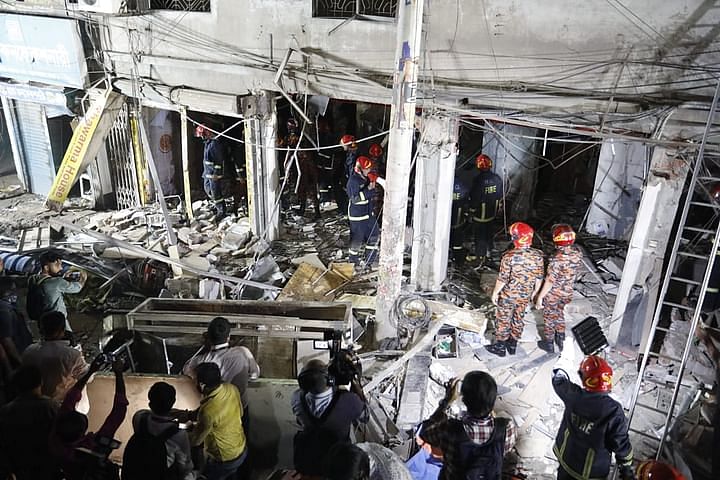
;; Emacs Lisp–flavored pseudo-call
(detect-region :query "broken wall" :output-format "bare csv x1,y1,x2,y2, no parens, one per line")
585,140,647,240
481,123,540,220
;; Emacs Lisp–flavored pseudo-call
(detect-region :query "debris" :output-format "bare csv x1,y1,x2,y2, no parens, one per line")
278,262,347,301
396,352,433,430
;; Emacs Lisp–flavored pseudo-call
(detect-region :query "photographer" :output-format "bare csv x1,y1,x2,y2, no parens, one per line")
50,354,128,480
27,251,87,333
291,357,367,477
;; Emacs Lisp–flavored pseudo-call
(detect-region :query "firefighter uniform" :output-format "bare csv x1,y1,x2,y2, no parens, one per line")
542,245,583,340
495,247,544,341
468,170,503,259
451,177,471,261
552,369,634,480
346,170,379,265
203,137,226,218
297,152,321,218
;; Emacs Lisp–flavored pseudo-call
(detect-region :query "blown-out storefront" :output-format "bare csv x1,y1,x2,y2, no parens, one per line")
0,13,89,196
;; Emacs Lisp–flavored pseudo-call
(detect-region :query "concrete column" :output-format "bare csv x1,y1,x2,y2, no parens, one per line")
410,115,458,291
243,91,279,241
584,140,646,240
375,0,425,339
609,147,690,346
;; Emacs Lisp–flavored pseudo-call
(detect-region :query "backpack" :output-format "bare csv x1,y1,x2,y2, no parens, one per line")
293,390,347,475
26,275,50,321
121,414,180,480
445,417,508,480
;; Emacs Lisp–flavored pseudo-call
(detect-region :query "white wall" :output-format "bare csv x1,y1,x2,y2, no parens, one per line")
95,1,720,114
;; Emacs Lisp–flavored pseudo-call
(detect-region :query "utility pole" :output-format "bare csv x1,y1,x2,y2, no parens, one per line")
375,0,425,340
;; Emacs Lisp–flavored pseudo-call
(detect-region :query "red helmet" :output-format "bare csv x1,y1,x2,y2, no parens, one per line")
637,460,686,480
340,134,356,146
710,182,720,202
552,224,576,247
509,222,534,248
356,156,374,171
194,125,207,138
579,356,613,393
369,143,383,159
475,154,493,171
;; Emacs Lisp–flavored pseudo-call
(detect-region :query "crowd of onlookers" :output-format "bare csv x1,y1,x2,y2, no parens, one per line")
0,250,700,480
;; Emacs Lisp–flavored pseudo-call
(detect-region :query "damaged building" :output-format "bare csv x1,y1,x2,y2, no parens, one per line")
0,0,718,479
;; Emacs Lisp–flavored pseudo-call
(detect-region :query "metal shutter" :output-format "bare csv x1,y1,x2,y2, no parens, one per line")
14,101,54,194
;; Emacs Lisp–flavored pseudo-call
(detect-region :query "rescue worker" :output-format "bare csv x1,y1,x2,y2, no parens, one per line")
450,176,471,263
347,156,382,267
368,143,385,174
485,222,544,357
636,460,685,480
552,355,635,480
196,124,227,220
467,154,503,264
535,224,584,353
296,150,321,219
341,134,359,179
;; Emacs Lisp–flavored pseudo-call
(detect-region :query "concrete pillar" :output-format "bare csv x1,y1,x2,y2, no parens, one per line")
481,123,539,221
243,92,279,241
375,0,425,339
584,140,646,240
0,96,28,190
609,147,690,346
410,115,458,291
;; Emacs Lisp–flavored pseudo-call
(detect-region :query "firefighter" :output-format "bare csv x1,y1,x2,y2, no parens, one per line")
296,150,321,219
347,156,382,266
450,176,471,263
368,143,385,174
535,224,584,353
636,460,685,480
341,134,359,179
195,124,227,219
467,154,503,264
485,222,544,357
552,355,635,480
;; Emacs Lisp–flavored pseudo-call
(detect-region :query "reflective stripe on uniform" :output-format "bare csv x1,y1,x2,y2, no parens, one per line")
355,200,369,205
708,287,720,293
349,214,370,221
472,216,494,223
365,245,378,250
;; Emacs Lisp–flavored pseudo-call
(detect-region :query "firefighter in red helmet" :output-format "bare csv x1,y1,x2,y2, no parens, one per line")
467,154,503,265
485,222,544,357
552,355,635,480
535,224,583,353
636,460,685,480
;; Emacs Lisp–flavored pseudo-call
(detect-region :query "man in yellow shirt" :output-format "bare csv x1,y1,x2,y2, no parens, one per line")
189,362,247,480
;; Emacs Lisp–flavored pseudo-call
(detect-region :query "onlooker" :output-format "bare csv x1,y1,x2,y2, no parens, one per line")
27,251,86,332
183,316,259,434
189,362,247,480
419,371,516,480
50,355,128,480
123,381,194,480
291,359,367,476
22,311,89,407
0,365,59,479
552,355,634,480
0,278,32,370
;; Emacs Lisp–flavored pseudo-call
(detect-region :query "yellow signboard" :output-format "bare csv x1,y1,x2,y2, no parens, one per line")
45,89,112,211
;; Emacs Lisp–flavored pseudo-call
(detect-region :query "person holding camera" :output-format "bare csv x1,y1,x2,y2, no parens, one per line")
50,353,128,480
291,358,367,477
22,311,90,409
123,381,194,480
27,251,87,333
